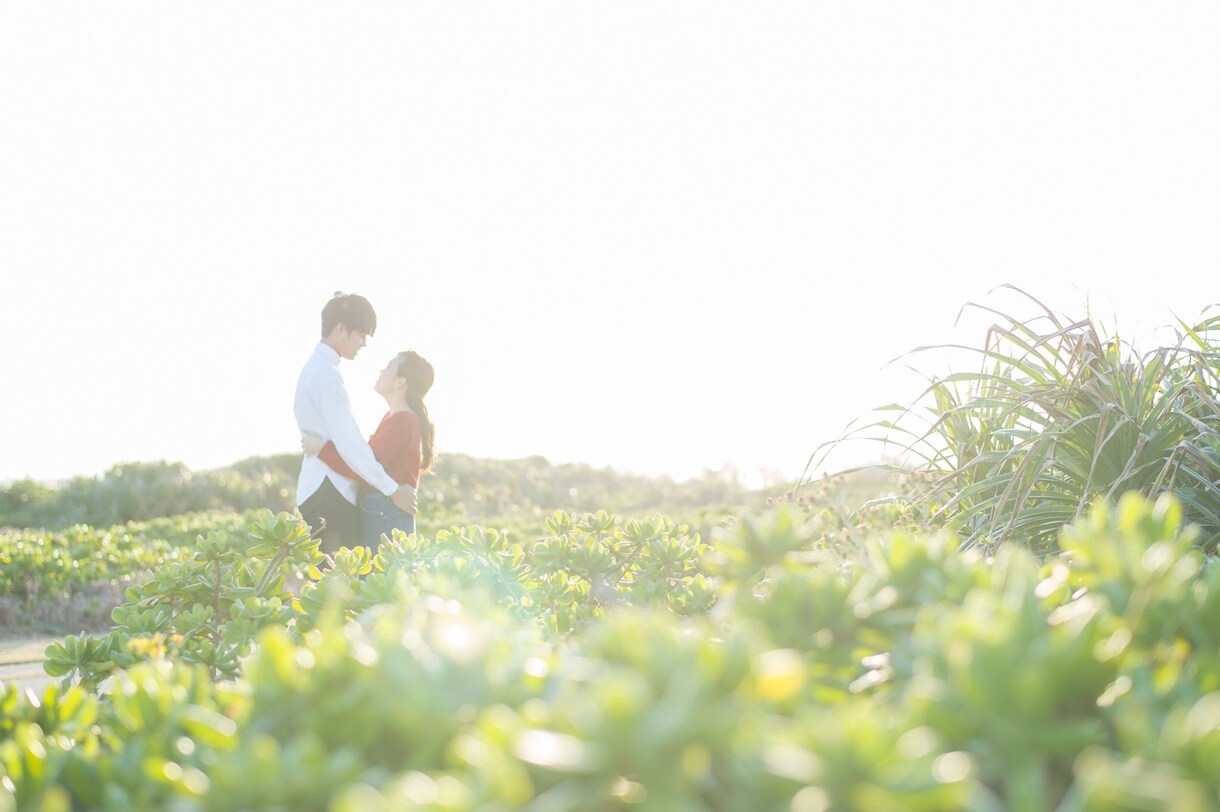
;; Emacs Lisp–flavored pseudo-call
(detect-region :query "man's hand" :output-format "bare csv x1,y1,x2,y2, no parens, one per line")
301,431,325,457
390,482,417,516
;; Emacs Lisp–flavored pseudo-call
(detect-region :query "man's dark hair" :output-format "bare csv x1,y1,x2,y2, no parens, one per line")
321,291,377,337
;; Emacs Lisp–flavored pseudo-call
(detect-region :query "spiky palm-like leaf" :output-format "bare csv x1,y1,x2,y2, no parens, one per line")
808,288,1220,552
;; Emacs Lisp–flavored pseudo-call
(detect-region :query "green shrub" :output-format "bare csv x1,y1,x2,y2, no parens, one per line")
849,289,1220,552
3,493,1217,809
0,511,263,635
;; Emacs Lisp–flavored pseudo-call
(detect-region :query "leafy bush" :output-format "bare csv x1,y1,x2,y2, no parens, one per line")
0,511,263,635
46,508,717,688
3,494,1218,810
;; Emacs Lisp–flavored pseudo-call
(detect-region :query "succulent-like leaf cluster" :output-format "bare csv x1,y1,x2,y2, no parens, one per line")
1,494,1217,809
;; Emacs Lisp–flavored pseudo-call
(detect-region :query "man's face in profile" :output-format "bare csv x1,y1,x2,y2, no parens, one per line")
334,325,369,360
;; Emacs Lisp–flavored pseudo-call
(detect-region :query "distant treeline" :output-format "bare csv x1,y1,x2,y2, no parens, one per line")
0,457,301,530
0,453,765,530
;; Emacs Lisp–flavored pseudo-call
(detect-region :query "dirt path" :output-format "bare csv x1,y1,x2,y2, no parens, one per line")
0,637,56,696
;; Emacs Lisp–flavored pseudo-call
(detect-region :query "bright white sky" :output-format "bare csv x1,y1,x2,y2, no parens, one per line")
2,3,1218,486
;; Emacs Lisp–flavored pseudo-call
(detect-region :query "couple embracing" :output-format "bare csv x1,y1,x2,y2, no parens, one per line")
293,292,435,554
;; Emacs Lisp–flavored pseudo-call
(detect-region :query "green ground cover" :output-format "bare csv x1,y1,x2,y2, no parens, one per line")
1,454,813,636
2,494,1217,810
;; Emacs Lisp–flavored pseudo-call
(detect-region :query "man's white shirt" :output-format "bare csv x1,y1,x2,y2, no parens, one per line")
294,342,399,506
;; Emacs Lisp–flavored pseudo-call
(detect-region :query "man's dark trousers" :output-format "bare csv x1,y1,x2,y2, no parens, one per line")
299,477,360,554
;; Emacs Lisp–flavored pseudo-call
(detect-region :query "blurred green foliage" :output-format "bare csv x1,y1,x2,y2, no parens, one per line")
2,493,1217,810
0,457,300,530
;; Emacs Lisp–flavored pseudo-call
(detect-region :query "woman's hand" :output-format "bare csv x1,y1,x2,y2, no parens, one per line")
301,431,325,457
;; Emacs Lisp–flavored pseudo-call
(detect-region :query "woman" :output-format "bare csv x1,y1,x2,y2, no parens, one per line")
303,350,435,548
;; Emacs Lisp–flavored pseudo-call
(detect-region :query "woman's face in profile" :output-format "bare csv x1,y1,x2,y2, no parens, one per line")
374,358,404,398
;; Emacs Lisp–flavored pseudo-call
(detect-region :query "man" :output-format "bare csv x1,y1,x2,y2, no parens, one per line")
295,291,416,553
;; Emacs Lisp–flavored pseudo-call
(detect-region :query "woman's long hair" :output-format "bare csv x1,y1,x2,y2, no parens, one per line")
396,351,435,473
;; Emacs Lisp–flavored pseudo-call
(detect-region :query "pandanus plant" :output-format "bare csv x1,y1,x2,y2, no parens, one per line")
808,287,1220,552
